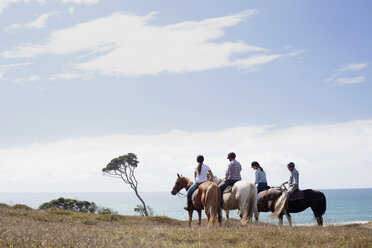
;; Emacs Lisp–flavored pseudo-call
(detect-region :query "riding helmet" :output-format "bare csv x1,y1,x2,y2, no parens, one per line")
287,162,295,168
227,152,236,159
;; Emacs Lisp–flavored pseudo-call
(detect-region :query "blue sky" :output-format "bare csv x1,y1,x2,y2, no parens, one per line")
0,0,371,192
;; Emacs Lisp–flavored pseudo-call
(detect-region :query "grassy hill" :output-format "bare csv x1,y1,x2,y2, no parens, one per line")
0,203,371,247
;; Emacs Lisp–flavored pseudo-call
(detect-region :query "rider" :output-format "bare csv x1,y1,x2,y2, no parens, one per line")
184,155,214,211
251,161,268,193
219,152,242,207
283,162,299,200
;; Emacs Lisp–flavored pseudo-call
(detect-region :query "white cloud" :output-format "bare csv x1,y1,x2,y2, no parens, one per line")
6,11,60,30
13,75,40,82
61,0,99,4
0,62,31,80
337,63,368,72
335,76,366,84
1,11,289,77
49,71,93,80
0,0,45,15
68,6,74,14
1,120,372,192
326,62,368,85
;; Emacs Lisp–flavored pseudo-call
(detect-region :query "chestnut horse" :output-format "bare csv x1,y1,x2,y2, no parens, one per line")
171,174,222,228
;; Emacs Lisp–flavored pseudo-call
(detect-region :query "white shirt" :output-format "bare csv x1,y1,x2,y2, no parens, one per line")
195,164,211,183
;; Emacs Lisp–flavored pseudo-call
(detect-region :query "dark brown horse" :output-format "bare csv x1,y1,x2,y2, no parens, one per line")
257,187,326,226
171,174,222,228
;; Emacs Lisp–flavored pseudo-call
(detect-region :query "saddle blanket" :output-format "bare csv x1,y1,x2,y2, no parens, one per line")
289,190,304,201
192,185,232,201
257,190,267,202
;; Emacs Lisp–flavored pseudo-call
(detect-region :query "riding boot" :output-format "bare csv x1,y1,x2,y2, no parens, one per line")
184,197,193,211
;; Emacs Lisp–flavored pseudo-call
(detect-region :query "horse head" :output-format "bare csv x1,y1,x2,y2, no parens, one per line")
171,173,189,195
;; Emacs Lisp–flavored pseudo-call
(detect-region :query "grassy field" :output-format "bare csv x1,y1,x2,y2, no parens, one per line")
0,203,371,248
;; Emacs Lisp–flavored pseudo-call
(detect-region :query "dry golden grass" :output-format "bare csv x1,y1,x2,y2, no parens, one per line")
0,203,371,248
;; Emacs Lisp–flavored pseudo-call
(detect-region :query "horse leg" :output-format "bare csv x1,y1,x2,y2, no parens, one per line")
254,211,259,222
240,205,249,225
285,212,292,226
218,207,222,227
188,210,193,227
278,213,284,226
253,204,259,222
311,206,324,226
197,210,202,227
225,209,230,225
316,216,323,226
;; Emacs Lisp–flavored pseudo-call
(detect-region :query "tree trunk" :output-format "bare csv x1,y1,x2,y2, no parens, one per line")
134,187,148,216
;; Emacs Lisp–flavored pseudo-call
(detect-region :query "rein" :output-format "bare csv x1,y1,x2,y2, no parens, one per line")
176,192,187,198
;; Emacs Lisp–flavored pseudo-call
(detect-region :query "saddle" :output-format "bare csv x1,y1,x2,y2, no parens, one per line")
257,190,268,202
289,190,304,201
216,180,233,194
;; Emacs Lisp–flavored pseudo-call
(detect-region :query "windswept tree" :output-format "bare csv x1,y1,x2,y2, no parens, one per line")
102,153,149,217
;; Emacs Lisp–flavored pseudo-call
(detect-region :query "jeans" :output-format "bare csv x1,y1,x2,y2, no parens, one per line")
287,185,299,200
187,182,202,206
257,182,268,193
219,179,238,205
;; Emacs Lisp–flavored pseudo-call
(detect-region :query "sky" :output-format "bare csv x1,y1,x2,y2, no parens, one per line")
0,0,371,192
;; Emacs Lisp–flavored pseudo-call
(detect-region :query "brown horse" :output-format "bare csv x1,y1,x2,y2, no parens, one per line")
171,173,222,228
257,187,326,226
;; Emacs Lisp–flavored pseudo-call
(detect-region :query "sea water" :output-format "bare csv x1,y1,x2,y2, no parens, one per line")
1,188,371,226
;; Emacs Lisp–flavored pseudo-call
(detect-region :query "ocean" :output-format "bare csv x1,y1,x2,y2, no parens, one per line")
1,188,371,226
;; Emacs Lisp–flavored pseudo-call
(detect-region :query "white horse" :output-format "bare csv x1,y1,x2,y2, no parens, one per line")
212,176,258,225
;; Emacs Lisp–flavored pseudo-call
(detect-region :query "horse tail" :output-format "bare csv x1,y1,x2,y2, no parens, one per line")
247,183,257,221
205,183,219,228
271,190,287,218
241,183,257,224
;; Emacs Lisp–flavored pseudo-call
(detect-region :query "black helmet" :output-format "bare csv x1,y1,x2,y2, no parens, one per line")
196,155,204,163
227,152,236,160
287,162,295,168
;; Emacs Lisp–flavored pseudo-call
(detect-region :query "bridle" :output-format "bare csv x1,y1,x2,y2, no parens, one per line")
173,178,187,198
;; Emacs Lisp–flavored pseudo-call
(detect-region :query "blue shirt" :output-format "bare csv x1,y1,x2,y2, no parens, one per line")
289,168,299,187
255,169,267,184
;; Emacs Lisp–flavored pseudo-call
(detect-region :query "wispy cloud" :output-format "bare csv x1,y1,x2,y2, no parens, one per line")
0,120,372,192
6,11,61,31
1,11,292,78
13,75,40,83
0,62,31,80
0,0,45,15
49,71,93,80
61,0,99,4
0,0,96,15
336,63,368,72
335,76,366,84
326,62,368,85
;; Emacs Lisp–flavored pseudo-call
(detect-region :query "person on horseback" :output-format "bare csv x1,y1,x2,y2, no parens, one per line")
251,161,268,193
184,155,214,211
219,152,242,207
283,162,299,200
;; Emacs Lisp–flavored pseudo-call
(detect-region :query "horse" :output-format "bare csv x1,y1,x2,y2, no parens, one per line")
257,186,327,226
171,173,222,228
212,176,258,225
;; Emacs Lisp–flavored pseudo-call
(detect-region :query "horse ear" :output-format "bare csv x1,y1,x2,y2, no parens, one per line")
177,173,180,178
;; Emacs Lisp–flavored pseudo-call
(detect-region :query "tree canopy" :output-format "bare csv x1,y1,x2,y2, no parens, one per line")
102,153,149,216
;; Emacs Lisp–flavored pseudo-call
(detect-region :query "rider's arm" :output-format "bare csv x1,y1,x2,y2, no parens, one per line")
194,171,197,181
225,163,232,179
283,181,288,185
208,170,214,181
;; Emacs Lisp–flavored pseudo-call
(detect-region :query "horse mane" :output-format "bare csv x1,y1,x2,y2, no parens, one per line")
271,190,287,218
